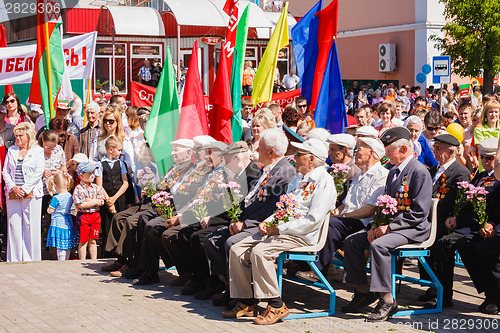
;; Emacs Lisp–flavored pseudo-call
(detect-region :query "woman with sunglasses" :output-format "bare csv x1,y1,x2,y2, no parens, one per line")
89,104,133,172
474,100,500,172
2,93,30,126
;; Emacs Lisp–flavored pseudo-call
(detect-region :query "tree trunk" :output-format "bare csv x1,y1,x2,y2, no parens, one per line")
483,70,495,95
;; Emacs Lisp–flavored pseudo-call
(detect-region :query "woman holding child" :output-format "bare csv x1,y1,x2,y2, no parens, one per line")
3,123,44,262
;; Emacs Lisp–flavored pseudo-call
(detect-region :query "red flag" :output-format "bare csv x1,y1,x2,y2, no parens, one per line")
176,41,209,140
130,81,157,107
309,0,339,111
209,52,233,143
221,0,239,74
0,24,13,94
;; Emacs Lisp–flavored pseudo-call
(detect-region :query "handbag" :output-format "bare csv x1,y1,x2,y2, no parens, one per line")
9,191,33,200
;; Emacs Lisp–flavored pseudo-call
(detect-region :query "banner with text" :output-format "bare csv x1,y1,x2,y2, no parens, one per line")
131,81,157,107
0,31,97,85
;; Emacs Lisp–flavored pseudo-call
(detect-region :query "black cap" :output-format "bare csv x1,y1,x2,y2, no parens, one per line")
433,133,460,147
380,127,411,147
283,124,305,143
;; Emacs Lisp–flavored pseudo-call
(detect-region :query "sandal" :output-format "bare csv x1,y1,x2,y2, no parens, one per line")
296,270,319,283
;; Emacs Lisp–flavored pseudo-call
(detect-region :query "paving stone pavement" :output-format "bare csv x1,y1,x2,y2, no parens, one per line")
0,259,499,333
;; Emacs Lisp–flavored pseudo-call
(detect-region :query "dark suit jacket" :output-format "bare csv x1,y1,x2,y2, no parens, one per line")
386,157,433,243
429,159,471,237
456,171,500,230
242,157,297,228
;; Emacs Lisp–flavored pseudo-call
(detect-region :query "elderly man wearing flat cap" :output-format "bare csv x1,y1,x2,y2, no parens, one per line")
296,137,389,283
342,127,432,321
416,133,471,308
456,137,500,315
102,139,196,276
224,138,335,325
205,130,296,306
327,133,361,205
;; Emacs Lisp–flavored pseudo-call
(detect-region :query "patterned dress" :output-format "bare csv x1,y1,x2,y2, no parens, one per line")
46,193,76,250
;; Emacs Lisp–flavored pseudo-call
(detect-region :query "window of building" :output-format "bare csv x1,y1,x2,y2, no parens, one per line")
94,43,127,94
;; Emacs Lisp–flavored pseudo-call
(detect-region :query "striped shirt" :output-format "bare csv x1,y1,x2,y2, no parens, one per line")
73,182,105,213
14,159,24,186
80,123,100,158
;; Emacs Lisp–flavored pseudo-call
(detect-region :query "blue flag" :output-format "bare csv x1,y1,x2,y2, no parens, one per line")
313,40,347,134
291,0,322,103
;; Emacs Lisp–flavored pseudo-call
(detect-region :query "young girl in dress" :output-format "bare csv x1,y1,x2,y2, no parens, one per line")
46,171,76,260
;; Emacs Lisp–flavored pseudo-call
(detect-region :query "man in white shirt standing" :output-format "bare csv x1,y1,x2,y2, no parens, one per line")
281,69,300,91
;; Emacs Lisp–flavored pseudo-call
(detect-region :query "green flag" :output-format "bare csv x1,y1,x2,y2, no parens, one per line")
230,4,250,142
145,47,179,177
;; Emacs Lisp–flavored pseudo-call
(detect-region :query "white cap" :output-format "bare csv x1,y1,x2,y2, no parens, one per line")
193,135,216,147
291,138,328,163
477,137,498,156
205,141,228,151
327,133,356,149
69,153,89,164
357,137,386,160
170,139,194,149
355,126,379,138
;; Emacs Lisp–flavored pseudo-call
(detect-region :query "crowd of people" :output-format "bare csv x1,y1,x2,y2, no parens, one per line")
0,81,500,324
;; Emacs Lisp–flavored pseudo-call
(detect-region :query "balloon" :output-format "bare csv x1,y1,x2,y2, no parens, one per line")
422,64,432,75
416,73,426,83
446,123,465,143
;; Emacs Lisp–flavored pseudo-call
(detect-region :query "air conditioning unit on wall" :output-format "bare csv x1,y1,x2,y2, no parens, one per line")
379,43,397,73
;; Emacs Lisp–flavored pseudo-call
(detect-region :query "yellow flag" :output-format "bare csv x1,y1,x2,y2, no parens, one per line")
251,2,289,105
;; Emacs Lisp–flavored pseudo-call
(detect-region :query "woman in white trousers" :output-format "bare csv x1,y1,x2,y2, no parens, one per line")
3,122,44,262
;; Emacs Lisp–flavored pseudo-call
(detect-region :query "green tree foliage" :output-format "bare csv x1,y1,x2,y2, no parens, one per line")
430,0,500,94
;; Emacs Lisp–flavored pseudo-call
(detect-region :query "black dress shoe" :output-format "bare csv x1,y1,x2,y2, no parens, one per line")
482,304,499,315
181,279,204,295
341,292,379,313
123,268,145,280
417,288,437,302
213,290,231,306
194,281,225,300
366,299,398,321
225,298,239,310
133,271,160,285
423,298,453,309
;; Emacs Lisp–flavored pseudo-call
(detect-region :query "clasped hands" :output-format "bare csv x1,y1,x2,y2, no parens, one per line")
367,225,390,243
258,222,279,236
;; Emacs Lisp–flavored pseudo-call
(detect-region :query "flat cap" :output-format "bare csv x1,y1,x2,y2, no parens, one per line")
433,133,460,147
357,137,386,160
380,127,411,147
355,126,379,138
221,141,248,156
193,135,216,147
477,137,498,156
291,138,328,162
326,133,356,149
170,139,194,149
205,141,228,151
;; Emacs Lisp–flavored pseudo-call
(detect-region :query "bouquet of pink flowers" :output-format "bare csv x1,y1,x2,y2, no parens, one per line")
188,198,208,221
453,181,473,216
465,184,489,229
218,181,243,222
266,194,301,227
328,163,351,195
151,191,174,219
137,166,157,197
372,194,398,228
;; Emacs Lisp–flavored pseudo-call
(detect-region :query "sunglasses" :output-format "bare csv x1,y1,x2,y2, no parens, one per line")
103,119,116,125
5,99,16,104
480,155,495,161
426,126,440,132
297,104,307,108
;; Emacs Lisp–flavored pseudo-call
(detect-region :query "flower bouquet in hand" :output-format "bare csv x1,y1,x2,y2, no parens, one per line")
453,181,473,217
137,167,157,197
218,181,243,222
151,191,174,219
465,184,489,229
372,194,398,228
328,163,351,195
188,198,208,221
266,194,301,227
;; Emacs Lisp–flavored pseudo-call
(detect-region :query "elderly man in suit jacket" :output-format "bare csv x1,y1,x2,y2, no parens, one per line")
417,133,471,308
204,129,297,305
342,127,433,321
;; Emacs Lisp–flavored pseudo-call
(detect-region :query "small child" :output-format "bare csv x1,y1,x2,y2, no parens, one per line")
73,162,106,260
46,171,76,261
69,153,89,189
95,136,129,251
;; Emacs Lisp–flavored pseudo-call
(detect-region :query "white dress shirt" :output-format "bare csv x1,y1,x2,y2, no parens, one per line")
432,158,456,184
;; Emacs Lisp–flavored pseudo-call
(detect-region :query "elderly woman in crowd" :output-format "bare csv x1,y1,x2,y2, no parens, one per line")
2,93,30,126
3,123,44,262
404,115,438,168
90,104,134,170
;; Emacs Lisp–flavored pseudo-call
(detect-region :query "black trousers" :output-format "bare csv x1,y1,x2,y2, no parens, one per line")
456,233,500,301
419,231,464,300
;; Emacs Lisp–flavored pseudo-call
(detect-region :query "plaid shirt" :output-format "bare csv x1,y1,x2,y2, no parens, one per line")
138,65,151,82
73,182,105,213
80,123,100,157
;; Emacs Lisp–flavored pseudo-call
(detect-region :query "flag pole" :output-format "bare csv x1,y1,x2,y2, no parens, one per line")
44,21,54,119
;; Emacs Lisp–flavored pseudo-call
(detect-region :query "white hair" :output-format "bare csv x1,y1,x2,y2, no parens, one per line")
86,102,100,112
389,138,414,154
260,128,288,156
